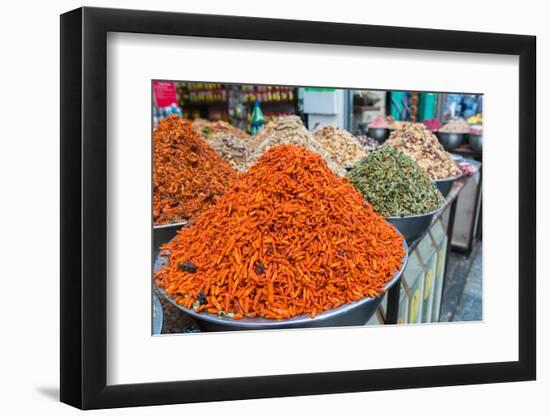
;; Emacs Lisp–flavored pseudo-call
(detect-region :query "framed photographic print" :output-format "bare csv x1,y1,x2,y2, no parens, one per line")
60,6,536,410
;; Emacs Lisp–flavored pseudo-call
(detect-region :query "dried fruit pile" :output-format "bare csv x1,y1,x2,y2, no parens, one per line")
153,115,238,225
155,145,404,319
313,125,367,168
247,116,347,176
348,146,444,217
386,123,461,180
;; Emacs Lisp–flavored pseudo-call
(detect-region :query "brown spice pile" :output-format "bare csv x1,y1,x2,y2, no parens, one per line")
202,134,250,173
247,116,347,176
388,119,411,130
153,115,238,225
191,119,253,172
386,123,461,180
155,144,404,319
313,125,367,168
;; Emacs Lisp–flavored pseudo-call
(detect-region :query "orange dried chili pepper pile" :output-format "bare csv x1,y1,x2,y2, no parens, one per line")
153,115,238,225
155,144,404,319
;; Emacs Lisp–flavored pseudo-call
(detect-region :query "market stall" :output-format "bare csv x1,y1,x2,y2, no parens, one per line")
151,85,483,334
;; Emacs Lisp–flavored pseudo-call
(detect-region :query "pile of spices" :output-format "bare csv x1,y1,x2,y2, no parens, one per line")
439,118,470,133
313,125,367,168
202,134,250,173
191,119,253,171
389,120,411,130
355,135,379,151
192,118,250,140
247,116,347,176
348,146,444,217
153,115,238,225
155,144,404,319
385,123,461,180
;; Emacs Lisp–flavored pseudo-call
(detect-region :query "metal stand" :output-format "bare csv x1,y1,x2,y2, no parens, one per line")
439,199,458,315
385,279,401,324
385,198,459,325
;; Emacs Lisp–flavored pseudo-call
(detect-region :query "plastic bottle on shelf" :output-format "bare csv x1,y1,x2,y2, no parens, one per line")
251,100,265,135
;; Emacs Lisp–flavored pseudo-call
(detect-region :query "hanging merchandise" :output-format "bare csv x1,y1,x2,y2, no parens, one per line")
461,95,481,118
390,91,409,120
408,92,419,122
418,93,437,121
441,94,463,120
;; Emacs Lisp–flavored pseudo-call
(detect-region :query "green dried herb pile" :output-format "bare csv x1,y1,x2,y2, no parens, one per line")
348,146,444,217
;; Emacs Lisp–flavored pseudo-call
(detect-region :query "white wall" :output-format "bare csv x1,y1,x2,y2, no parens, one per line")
0,1,546,416
303,89,347,129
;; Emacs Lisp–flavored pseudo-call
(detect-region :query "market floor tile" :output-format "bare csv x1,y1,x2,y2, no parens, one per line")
439,241,482,322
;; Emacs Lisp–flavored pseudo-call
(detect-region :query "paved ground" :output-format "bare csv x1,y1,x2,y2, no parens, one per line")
439,241,483,322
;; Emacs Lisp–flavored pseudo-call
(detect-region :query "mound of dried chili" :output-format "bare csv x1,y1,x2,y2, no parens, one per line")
153,115,238,225
155,144,404,319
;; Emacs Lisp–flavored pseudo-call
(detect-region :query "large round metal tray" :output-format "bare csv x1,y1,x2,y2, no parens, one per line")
153,232,408,331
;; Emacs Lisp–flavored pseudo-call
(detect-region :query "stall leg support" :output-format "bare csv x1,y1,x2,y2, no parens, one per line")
438,199,458,320
385,279,401,324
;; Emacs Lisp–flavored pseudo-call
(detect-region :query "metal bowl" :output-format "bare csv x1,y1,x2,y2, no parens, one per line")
153,236,408,331
152,293,163,334
437,132,465,151
367,127,390,143
153,221,187,254
468,133,483,153
434,173,463,198
385,206,442,245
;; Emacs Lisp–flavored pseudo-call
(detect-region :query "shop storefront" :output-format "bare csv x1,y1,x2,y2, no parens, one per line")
152,82,483,333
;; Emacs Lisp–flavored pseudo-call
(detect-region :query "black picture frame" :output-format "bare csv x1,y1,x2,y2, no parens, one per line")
60,6,536,410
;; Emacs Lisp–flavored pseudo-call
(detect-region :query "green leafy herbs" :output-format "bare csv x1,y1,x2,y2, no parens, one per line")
348,145,444,217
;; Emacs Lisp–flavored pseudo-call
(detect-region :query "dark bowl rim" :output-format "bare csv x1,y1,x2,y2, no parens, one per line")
436,131,467,136
384,203,444,220
153,220,188,230
433,172,463,183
